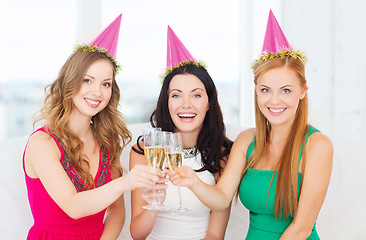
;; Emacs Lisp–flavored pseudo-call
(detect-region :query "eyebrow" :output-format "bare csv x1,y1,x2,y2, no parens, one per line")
258,84,293,88
85,74,95,79
169,88,204,94
85,74,112,81
280,85,293,89
169,89,182,94
191,88,204,92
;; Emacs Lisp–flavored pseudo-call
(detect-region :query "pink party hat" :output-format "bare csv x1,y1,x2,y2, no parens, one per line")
75,14,122,71
253,10,307,66
162,26,206,79
167,25,196,68
89,14,122,61
262,10,290,54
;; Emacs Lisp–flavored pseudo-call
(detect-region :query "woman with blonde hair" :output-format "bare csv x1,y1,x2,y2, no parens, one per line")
170,10,333,239
23,15,160,240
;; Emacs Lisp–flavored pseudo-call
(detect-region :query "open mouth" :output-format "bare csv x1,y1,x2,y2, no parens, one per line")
85,98,101,107
177,113,197,119
268,107,286,114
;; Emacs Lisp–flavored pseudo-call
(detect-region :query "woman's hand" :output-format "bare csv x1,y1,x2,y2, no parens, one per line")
141,174,168,204
167,166,199,188
122,164,161,192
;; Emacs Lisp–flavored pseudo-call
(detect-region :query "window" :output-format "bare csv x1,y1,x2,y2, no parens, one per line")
101,0,240,125
0,0,242,140
0,0,76,139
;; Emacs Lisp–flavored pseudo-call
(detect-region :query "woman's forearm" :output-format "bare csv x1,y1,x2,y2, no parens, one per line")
279,222,313,240
63,177,128,219
189,177,232,211
171,166,233,211
130,210,159,240
61,164,158,219
100,196,125,240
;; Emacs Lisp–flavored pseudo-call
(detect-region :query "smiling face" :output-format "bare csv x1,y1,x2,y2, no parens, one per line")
168,73,209,137
71,59,113,121
255,67,306,127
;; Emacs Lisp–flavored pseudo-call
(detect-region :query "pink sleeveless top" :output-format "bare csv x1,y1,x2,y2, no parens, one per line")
23,127,112,240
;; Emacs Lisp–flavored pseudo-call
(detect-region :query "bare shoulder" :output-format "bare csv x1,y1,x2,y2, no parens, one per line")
234,128,256,148
305,132,334,165
27,131,59,157
25,130,61,178
307,132,333,152
129,143,146,169
227,128,256,164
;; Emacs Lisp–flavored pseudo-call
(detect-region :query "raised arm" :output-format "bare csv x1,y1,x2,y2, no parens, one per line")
129,144,168,240
170,129,255,211
280,132,333,239
24,131,160,220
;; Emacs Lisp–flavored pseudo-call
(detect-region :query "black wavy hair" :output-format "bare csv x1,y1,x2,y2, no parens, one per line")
133,64,232,175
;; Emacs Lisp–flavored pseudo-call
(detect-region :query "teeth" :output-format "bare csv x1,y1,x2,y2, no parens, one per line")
85,99,100,105
178,113,196,118
269,108,285,113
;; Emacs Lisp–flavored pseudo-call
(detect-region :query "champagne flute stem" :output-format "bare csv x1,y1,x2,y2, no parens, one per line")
152,182,157,204
178,183,183,208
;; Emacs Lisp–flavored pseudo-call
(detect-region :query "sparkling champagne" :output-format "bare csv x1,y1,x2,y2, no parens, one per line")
166,152,183,171
144,147,163,169
160,148,166,171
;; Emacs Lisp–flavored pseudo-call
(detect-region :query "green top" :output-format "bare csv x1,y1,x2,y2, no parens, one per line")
239,126,320,239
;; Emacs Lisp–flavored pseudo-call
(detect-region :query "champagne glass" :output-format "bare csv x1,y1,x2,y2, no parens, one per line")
166,132,190,214
161,131,172,172
143,128,167,210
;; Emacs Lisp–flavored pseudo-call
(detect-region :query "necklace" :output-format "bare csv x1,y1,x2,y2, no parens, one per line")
183,145,198,158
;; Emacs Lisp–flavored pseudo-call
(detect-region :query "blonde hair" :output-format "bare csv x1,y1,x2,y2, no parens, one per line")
34,51,131,189
244,57,308,220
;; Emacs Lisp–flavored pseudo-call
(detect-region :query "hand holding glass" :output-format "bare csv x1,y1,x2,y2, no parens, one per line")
166,132,189,214
143,128,167,211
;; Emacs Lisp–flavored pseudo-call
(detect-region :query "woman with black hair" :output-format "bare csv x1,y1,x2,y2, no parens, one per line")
129,26,233,240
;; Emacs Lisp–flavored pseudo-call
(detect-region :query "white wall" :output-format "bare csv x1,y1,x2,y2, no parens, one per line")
296,1,366,238
279,0,366,139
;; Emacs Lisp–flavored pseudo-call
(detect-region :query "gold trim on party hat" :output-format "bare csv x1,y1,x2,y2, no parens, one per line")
253,10,307,67
253,48,307,67
160,60,207,81
75,44,121,72
74,14,122,73
160,26,207,81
